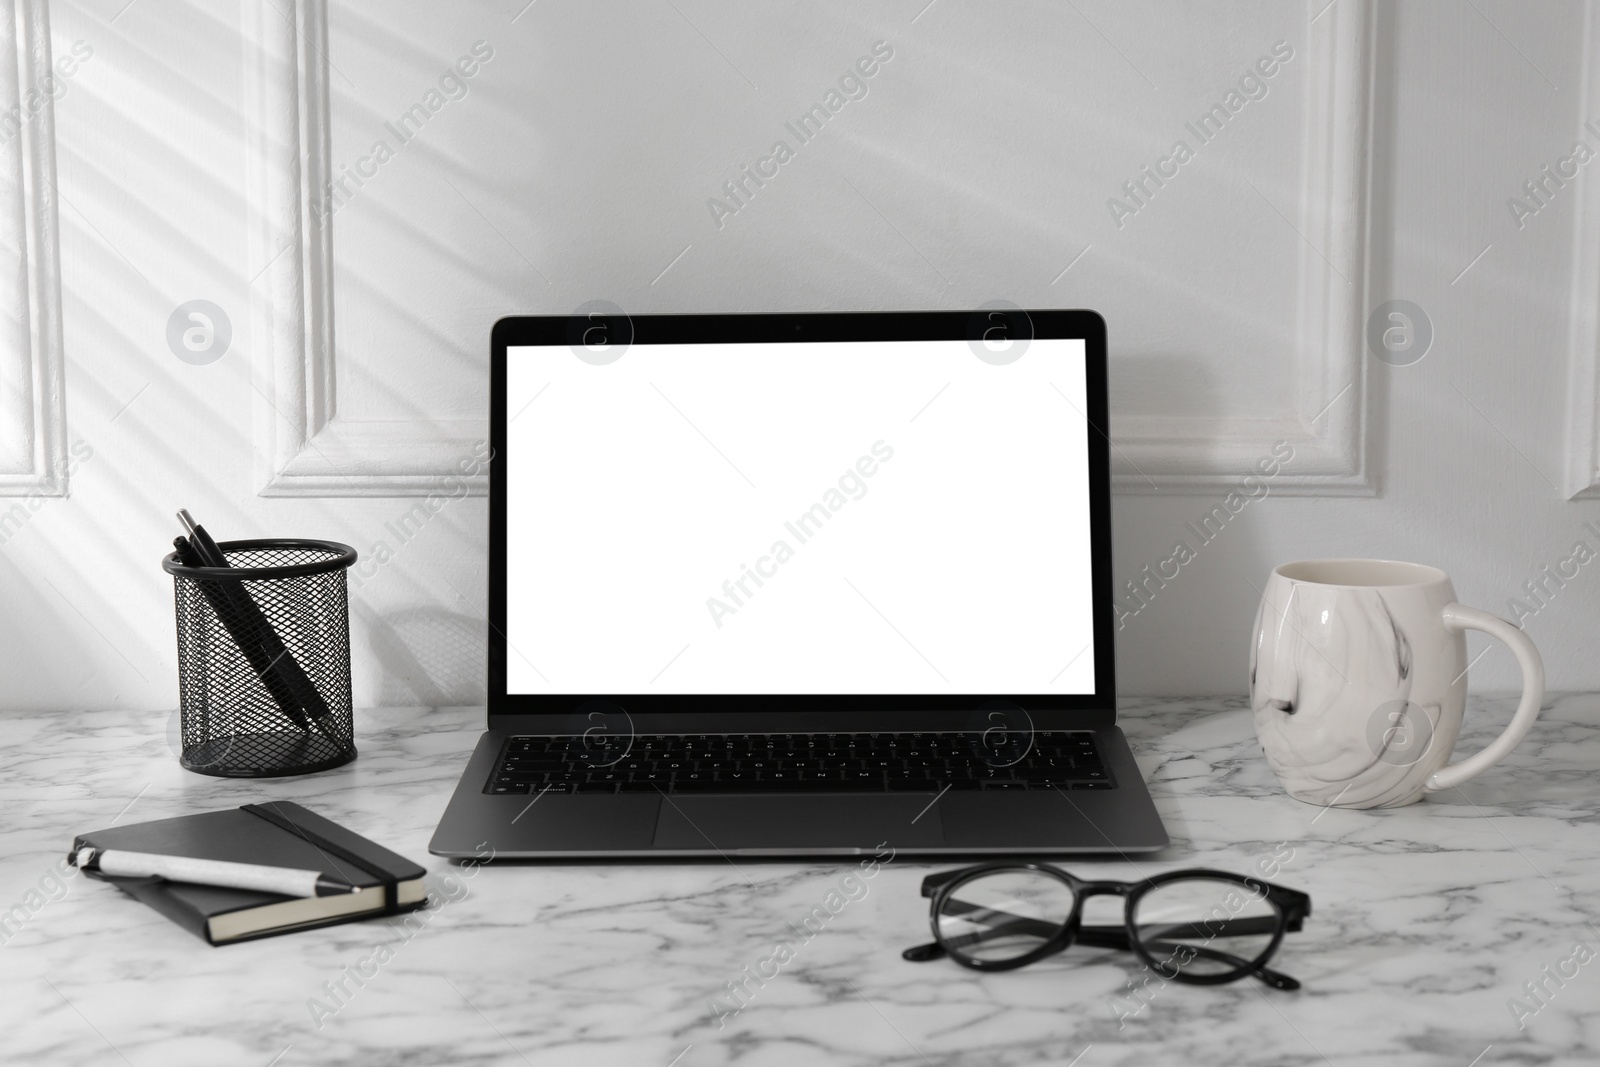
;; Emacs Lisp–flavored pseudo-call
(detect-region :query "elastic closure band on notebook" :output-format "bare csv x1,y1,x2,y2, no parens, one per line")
241,803,401,913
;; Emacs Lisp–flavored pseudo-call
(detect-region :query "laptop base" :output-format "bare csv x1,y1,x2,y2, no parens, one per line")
430,725,1168,859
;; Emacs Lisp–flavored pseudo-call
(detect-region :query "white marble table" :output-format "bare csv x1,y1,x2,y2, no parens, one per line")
2,696,1597,1067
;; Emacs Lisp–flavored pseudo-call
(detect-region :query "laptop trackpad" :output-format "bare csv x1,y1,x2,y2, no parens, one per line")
652,795,945,852
938,790,1103,848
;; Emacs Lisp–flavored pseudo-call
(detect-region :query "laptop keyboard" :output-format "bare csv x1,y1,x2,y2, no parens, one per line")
484,732,1112,795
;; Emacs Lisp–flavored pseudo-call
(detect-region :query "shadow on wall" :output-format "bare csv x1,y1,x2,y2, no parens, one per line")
1108,352,1277,696
357,605,486,707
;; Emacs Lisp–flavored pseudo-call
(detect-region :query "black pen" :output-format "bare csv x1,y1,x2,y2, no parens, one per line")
173,534,311,733
175,510,333,727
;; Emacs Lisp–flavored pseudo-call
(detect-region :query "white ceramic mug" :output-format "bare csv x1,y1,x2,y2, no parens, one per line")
1249,559,1543,808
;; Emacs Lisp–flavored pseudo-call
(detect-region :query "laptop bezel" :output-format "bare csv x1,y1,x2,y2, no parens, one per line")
486,310,1116,731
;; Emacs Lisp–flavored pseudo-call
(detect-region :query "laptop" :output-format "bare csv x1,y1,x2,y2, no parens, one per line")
430,309,1169,858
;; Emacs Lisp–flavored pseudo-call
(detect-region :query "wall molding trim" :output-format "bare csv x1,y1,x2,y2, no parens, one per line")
0,0,68,498
244,0,487,498
239,1,1373,499
1562,1,1600,499
1111,0,1375,496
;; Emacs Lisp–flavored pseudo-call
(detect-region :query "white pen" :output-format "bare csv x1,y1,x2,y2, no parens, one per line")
71,847,360,898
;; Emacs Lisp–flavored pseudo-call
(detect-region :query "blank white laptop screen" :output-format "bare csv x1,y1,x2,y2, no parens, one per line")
505,339,1094,696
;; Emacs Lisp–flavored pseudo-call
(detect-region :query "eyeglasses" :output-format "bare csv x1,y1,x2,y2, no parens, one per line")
902,863,1310,990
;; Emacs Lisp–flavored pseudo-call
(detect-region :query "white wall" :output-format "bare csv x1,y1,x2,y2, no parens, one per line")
1,0,1595,710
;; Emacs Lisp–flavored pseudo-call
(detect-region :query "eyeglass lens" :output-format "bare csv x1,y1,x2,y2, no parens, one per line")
936,869,1075,962
1131,876,1281,978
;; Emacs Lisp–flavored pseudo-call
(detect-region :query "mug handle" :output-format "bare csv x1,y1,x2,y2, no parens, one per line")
1425,604,1545,792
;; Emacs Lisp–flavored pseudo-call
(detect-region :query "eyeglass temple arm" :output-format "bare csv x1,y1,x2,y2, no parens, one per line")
1074,925,1300,991
926,898,1285,940
900,909,1060,962
903,909,1300,991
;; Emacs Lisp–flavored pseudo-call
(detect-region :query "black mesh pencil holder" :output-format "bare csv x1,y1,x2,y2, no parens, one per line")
162,539,358,777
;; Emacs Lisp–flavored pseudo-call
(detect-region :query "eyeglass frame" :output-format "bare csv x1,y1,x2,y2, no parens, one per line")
904,862,1311,990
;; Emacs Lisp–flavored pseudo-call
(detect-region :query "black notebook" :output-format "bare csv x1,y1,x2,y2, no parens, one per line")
72,801,428,945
